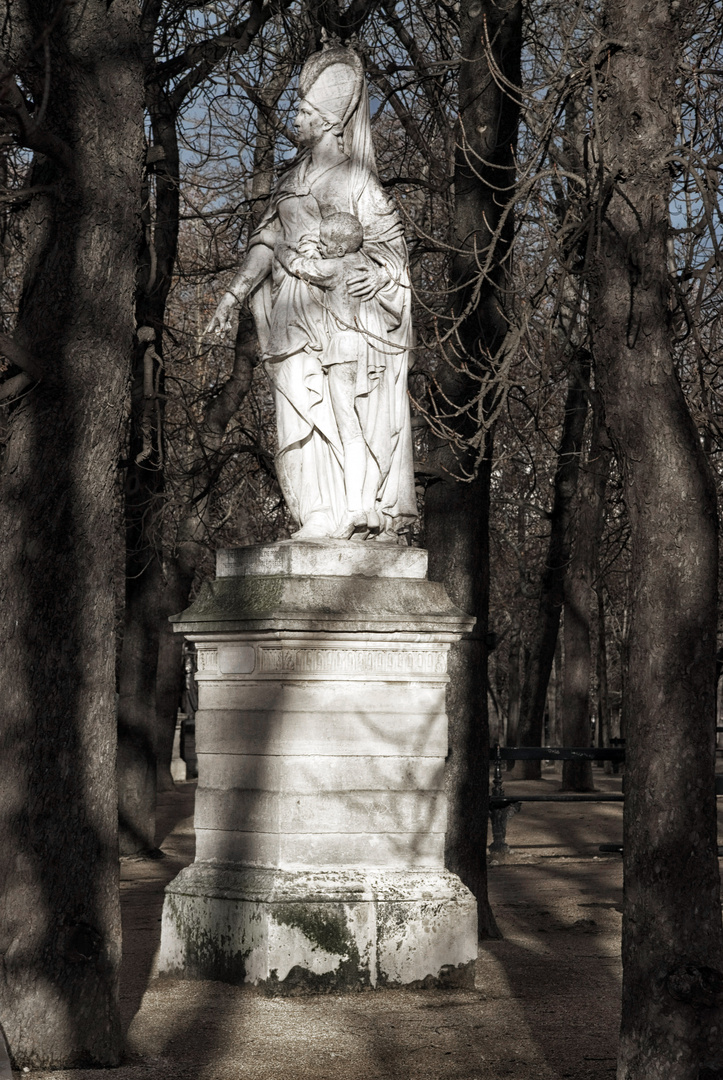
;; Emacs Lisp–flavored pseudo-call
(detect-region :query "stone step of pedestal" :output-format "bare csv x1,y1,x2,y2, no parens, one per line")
216,540,429,580
197,679,446,711
195,708,448,758
194,827,446,867
172,575,473,635
194,788,447,835
196,753,445,792
159,864,477,993
161,540,477,993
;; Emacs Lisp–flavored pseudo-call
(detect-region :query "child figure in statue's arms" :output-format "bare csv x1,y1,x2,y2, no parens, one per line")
275,212,378,540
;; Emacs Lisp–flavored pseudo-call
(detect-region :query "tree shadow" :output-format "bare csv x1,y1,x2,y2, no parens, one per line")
480,770,629,1076
118,782,196,1036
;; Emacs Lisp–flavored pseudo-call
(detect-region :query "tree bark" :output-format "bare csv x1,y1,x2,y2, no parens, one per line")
512,353,590,777
425,0,520,941
597,583,615,772
506,623,522,747
0,0,143,1065
561,400,611,790
588,0,723,1072
547,636,563,750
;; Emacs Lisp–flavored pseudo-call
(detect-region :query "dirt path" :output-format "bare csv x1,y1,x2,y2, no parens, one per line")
25,772,638,1079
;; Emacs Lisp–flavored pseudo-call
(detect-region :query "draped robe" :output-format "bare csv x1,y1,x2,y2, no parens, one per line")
248,154,416,537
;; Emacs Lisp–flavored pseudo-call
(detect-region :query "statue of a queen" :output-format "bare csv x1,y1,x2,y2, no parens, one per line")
207,41,417,543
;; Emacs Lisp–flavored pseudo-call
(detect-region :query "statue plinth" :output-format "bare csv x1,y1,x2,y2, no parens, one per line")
158,541,477,992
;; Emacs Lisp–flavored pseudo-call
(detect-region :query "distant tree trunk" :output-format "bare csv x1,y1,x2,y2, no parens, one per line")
561,401,611,790
589,0,723,1071
597,585,614,772
512,352,590,778
0,0,143,1066
547,638,563,749
425,0,520,940
505,623,522,747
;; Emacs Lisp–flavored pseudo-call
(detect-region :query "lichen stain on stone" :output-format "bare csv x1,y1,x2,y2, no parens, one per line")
271,903,351,957
174,576,285,622
162,897,251,982
215,577,285,615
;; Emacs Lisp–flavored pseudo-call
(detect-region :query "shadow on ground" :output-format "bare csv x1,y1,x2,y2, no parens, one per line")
14,765,665,1080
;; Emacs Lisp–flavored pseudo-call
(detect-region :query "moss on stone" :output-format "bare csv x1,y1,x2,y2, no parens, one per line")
271,903,351,957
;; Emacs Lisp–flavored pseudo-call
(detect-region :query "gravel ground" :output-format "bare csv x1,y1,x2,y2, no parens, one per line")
20,769,684,1080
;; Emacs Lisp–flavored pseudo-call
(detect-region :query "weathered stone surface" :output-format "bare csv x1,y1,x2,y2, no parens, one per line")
159,540,477,991
196,753,445,793
195,788,447,836
193,704,448,758
170,575,474,635
217,540,428,580
194,828,446,868
158,866,476,992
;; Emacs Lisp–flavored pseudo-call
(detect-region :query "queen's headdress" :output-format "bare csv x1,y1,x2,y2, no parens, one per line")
299,45,364,134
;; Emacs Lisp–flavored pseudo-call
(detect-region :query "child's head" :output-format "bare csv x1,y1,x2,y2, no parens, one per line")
319,212,364,258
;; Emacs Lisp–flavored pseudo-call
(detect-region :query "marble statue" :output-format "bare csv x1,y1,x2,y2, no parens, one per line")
207,42,417,542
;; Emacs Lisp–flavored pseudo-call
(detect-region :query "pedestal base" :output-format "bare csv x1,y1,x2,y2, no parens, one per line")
158,864,477,993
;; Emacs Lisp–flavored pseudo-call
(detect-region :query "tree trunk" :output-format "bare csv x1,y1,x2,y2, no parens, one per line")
561,400,611,790
425,0,520,940
512,353,590,778
588,0,723,1071
0,1,143,1066
117,553,166,853
426,469,497,939
597,584,614,772
547,637,562,750
506,623,522,747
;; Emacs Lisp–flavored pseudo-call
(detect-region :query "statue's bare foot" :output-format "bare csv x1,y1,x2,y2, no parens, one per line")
330,511,367,540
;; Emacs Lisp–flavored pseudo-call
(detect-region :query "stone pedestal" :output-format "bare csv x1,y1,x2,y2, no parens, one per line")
158,540,477,992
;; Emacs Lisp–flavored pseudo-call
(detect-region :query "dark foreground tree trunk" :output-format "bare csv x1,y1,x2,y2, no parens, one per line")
0,0,143,1066
589,0,723,1073
425,0,520,939
512,353,590,778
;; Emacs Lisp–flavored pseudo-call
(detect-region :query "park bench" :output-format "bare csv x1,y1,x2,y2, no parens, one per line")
488,744,625,856
489,743,723,857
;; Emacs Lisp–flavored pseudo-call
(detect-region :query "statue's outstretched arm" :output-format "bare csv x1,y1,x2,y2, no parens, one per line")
206,239,275,337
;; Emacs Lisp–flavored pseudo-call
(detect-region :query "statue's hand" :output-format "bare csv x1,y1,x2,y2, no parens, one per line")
249,227,277,249
205,292,237,337
346,264,391,301
296,233,321,258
